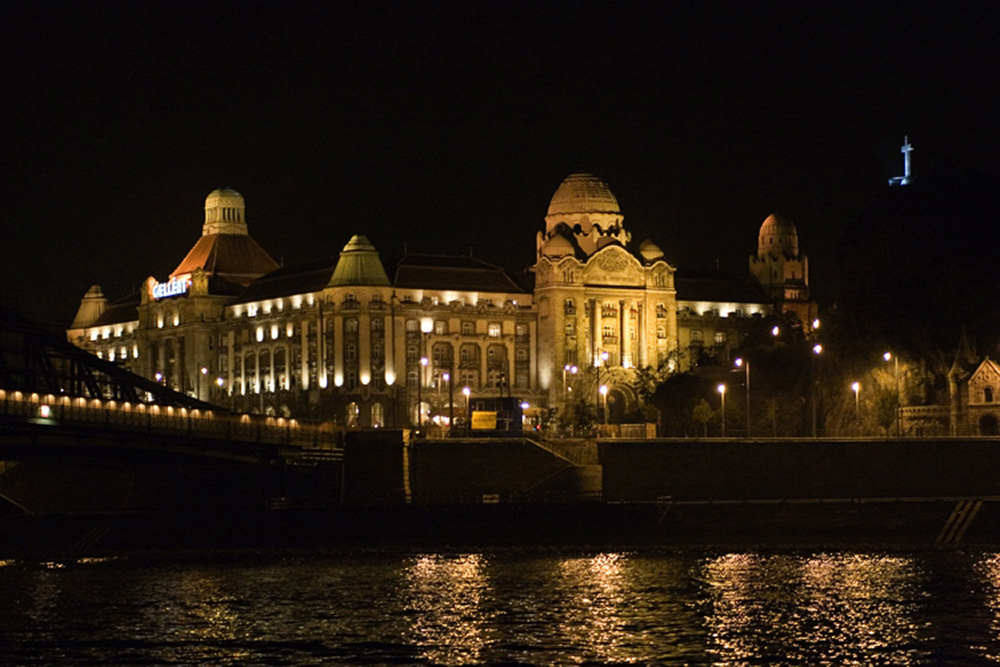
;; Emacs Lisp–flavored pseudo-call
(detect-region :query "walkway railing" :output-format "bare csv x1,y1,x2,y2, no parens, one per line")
0,389,340,454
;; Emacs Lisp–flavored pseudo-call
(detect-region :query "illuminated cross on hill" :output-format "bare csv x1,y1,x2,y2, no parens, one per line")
889,135,914,186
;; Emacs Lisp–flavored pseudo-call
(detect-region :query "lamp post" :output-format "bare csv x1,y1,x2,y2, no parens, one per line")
717,383,727,437
884,351,900,436
563,364,578,399
418,356,428,429
443,371,453,432
812,344,822,437
599,384,608,425
851,381,861,437
734,358,750,438
595,350,608,423
462,386,471,426
198,366,208,401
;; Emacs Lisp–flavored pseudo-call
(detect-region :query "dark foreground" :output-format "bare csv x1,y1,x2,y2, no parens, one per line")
4,498,1000,559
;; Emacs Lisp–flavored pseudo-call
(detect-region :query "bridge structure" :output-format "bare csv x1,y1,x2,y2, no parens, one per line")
0,305,343,514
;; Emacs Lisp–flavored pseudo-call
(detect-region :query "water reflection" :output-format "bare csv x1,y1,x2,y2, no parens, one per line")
137,567,251,665
553,553,633,662
975,553,1000,662
402,553,493,665
702,552,928,666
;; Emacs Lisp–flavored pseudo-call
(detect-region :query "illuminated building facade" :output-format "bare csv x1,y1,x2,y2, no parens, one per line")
68,175,792,427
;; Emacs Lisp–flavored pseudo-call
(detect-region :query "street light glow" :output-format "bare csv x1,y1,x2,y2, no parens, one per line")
717,383,726,394
883,351,892,362
813,344,823,355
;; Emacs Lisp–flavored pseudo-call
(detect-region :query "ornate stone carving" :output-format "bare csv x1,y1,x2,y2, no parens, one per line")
596,251,629,273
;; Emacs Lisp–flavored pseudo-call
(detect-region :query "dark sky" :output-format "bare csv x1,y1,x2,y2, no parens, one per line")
3,1,998,326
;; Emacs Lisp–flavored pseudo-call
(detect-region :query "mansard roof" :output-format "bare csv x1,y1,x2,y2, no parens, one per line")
389,254,530,293
675,268,771,304
90,292,141,327
231,258,337,304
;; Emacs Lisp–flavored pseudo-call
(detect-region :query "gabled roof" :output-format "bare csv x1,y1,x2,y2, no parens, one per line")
172,234,280,289
675,268,771,304
388,254,530,293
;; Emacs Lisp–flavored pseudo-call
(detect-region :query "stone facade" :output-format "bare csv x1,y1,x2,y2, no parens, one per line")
68,176,792,428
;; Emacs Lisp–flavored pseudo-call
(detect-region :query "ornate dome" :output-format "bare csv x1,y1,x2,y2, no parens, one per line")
758,213,799,257
203,187,248,236
547,173,620,217
638,238,664,262
541,233,575,259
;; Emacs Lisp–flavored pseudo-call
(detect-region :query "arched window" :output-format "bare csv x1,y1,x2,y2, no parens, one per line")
371,402,384,428
986,387,994,403
346,402,359,428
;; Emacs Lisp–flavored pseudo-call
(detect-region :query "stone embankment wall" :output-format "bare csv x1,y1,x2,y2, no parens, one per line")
599,438,1000,501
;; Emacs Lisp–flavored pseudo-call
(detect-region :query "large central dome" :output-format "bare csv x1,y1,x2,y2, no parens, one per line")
546,173,620,217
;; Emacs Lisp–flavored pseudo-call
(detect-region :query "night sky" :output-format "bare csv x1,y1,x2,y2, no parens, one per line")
3,1,998,327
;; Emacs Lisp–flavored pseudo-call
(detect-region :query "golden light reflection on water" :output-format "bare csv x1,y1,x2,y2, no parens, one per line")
402,553,493,666
553,553,633,662
974,553,1000,662
702,553,928,666
143,569,251,665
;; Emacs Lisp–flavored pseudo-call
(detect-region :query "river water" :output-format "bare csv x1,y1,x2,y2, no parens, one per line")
2,548,1000,665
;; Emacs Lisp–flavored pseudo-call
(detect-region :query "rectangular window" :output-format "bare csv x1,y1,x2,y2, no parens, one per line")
461,321,474,335
714,331,726,345
488,323,501,337
435,320,447,335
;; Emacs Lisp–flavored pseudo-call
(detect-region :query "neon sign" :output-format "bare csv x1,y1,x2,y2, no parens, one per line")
151,277,189,300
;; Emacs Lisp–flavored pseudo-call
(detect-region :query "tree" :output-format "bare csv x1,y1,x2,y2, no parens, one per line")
692,399,713,437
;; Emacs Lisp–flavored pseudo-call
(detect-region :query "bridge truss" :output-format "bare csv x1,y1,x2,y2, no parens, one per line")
0,305,212,409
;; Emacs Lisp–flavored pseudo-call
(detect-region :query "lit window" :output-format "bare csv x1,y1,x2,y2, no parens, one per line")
434,321,446,335
488,323,501,337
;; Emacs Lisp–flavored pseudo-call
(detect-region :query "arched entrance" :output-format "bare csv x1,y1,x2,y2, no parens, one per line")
979,414,999,436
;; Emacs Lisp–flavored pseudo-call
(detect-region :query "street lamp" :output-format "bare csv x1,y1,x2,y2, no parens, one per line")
812,344,823,437
418,356,429,429
884,351,900,436
198,366,208,401
563,364,578,399
462,386,471,425
734,357,750,438
599,384,609,425
595,349,608,423
771,325,780,337
851,381,860,437
717,383,727,437
443,371,453,432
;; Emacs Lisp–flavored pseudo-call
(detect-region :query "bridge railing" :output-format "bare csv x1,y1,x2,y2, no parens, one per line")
0,389,340,451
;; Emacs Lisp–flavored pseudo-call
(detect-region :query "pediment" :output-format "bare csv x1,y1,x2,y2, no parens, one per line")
970,358,1000,389
583,246,644,285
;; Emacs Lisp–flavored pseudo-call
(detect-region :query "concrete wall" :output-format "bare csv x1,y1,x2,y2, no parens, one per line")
599,438,1000,501
343,432,598,505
